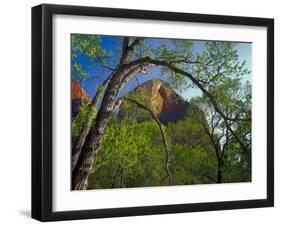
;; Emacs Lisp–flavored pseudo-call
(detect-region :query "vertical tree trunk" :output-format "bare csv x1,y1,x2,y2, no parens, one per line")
217,160,223,183
72,74,123,190
111,165,121,188
72,76,111,171
120,168,125,188
72,68,144,189
217,170,222,183
72,38,152,190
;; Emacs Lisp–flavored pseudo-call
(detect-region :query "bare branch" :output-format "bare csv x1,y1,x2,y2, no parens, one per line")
99,63,116,71
129,38,144,50
122,37,129,54
123,97,173,185
202,174,217,183
111,165,122,188
120,38,143,65
121,56,250,154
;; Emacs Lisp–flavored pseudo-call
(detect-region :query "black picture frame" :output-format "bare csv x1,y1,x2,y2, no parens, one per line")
32,3,274,222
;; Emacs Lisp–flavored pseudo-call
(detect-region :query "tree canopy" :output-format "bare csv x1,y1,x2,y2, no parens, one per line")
71,35,252,190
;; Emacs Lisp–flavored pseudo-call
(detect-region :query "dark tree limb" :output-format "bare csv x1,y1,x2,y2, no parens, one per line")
99,63,116,71
122,37,129,55
72,40,250,189
111,165,121,188
202,174,217,183
120,38,143,65
123,97,173,185
122,57,250,154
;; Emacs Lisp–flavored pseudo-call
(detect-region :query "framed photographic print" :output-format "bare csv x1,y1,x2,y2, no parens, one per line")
32,4,274,221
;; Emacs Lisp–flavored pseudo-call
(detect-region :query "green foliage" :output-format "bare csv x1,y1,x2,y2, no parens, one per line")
167,114,217,184
72,35,252,188
71,34,105,59
73,62,89,80
71,34,111,82
72,102,97,137
88,112,222,188
192,41,250,88
151,39,194,92
118,84,157,122
88,119,167,188
190,67,252,182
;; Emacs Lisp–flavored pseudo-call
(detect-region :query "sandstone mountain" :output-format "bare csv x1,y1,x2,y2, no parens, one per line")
119,79,189,124
71,78,91,118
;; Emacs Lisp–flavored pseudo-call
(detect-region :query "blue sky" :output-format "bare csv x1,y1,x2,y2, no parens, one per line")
72,35,252,101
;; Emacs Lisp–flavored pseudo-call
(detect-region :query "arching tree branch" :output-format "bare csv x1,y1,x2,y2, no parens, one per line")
123,97,173,185
121,56,250,154
120,38,143,65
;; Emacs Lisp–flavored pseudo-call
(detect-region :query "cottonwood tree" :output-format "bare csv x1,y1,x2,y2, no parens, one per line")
71,36,251,189
191,77,251,183
167,114,216,185
88,117,169,188
192,97,233,183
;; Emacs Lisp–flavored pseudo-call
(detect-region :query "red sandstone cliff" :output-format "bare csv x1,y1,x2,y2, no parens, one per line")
71,78,91,118
119,79,189,124
71,78,91,102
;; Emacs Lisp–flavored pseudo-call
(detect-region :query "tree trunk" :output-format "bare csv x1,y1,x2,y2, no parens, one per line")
72,39,250,190
217,160,223,183
217,169,222,183
72,66,144,190
72,75,111,171
111,165,121,188
72,73,123,190
120,168,125,188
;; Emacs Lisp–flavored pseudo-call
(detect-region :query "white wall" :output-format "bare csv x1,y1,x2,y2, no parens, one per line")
0,0,279,225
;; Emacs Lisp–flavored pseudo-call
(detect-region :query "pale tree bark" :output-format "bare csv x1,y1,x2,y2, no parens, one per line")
72,75,112,171
72,66,146,190
72,40,250,189
72,38,145,190
72,75,123,189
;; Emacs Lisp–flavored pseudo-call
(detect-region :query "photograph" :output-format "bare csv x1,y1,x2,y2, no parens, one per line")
71,34,252,190
31,3,274,221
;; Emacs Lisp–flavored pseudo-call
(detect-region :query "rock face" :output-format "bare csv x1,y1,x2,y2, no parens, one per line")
71,78,91,118
120,79,189,124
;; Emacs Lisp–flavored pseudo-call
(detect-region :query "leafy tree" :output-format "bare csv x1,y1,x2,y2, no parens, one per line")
88,118,167,188
167,117,217,185
71,37,251,190
190,76,251,183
